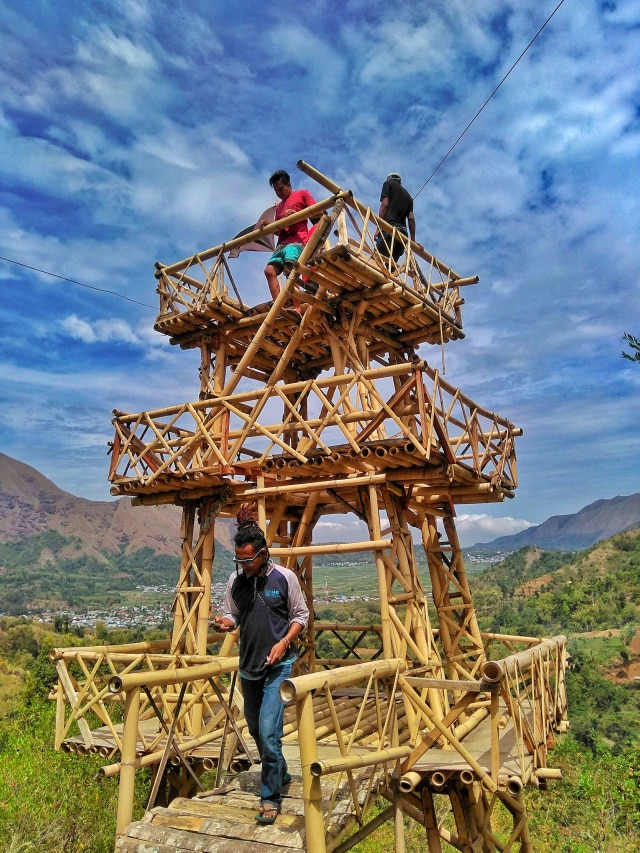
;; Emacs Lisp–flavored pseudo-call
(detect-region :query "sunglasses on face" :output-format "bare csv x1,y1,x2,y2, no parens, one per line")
233,547,266,568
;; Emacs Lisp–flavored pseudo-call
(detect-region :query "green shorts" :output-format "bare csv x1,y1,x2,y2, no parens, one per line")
267,243,303,271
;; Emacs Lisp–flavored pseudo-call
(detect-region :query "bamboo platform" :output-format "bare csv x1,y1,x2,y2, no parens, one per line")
113,711,534,852
154,253,463,376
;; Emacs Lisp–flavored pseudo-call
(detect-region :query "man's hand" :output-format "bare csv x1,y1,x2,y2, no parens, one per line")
265,637,290,666
213,615,235,633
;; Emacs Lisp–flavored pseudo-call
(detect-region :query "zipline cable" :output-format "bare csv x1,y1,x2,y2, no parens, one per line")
0,254,156,310
414,0,567,199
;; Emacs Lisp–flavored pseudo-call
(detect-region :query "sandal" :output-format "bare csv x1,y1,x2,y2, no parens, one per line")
256,802,279,825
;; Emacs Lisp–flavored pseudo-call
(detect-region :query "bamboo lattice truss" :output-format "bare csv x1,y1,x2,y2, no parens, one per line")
51,162,569,852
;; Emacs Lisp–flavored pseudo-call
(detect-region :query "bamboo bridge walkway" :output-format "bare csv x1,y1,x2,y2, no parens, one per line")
114,708,535,853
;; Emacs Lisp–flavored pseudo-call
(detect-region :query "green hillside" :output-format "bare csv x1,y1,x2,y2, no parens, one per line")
472,530,640,635
0,530,233,615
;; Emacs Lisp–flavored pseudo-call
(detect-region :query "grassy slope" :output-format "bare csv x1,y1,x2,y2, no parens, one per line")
1,532,639,850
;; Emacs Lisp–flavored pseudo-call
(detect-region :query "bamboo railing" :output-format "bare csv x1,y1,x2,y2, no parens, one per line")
152,169,471,341
276,633,568,853
108,359,520,500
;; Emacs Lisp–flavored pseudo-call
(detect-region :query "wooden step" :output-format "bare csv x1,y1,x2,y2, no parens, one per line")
115,768,360,853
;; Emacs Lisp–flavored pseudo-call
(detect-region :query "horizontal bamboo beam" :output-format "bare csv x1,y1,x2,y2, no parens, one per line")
481,636,567,683
270,538,391,556
310,745,412,777
50,638,173,659
480,631,543,646
314,623,383,633
403,676,498,694
280,658,406,705
108,657,238,693
235,472,388,498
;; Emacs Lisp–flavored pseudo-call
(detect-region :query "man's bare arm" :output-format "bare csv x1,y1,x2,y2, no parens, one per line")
408,210,416,242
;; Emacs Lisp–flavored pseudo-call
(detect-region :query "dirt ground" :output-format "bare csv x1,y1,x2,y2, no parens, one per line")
590,625,640,683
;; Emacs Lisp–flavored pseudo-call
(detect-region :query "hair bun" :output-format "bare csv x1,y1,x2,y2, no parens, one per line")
237,503,262,530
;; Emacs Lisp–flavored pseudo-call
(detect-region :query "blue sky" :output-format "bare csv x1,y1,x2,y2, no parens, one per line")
1,0,638,546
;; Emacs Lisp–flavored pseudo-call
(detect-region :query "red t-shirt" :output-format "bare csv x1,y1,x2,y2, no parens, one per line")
275,189,316,246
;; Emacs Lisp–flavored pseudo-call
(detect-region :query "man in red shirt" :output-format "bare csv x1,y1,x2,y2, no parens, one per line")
261,170,317,312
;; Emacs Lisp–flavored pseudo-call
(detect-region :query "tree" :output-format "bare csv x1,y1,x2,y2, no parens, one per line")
621,332,640,362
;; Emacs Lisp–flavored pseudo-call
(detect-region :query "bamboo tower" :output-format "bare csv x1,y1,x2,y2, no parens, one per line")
52,162,569,852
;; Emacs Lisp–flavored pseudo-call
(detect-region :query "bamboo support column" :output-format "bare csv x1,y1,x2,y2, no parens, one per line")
171,502,197,654
367,484,393,658
195,510,215,657
442,515,484,659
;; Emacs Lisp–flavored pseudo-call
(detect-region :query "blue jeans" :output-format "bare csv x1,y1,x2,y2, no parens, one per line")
241,658,293,806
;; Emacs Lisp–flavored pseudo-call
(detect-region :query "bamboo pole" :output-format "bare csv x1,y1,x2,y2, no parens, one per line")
421,785,444,852
280,658,405,705
491,690,500,784
298,690,326,853
367,485,393,658
108,657,238,693
159,195,340,276
270,538,391,557
453,706,488,741
310,745,411,777
115,687,140,834
481,637,567,682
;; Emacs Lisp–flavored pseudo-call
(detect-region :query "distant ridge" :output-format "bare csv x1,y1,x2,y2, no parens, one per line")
469,493,640,551
0,452,232,556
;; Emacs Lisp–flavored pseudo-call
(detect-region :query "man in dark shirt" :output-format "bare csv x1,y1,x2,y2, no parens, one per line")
374,172,416,263
214,507,308,825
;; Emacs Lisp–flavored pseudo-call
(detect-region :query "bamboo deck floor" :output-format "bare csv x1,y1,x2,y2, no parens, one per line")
154,244,462,375
108,708,533,852
412,713,532,781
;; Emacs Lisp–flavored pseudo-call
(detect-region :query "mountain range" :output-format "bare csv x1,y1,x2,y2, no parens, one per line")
2,452,640,570
470,492,640,551
0,453,232,557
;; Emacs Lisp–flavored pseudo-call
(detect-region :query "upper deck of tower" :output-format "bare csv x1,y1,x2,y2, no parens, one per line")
107,163,520,509
152,162,477,382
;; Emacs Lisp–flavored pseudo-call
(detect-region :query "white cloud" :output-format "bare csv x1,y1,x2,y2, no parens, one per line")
60,315,141,345
455,513,534,547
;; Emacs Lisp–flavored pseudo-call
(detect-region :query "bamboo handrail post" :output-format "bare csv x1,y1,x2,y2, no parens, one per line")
298,690,326,853
115,686,141,835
